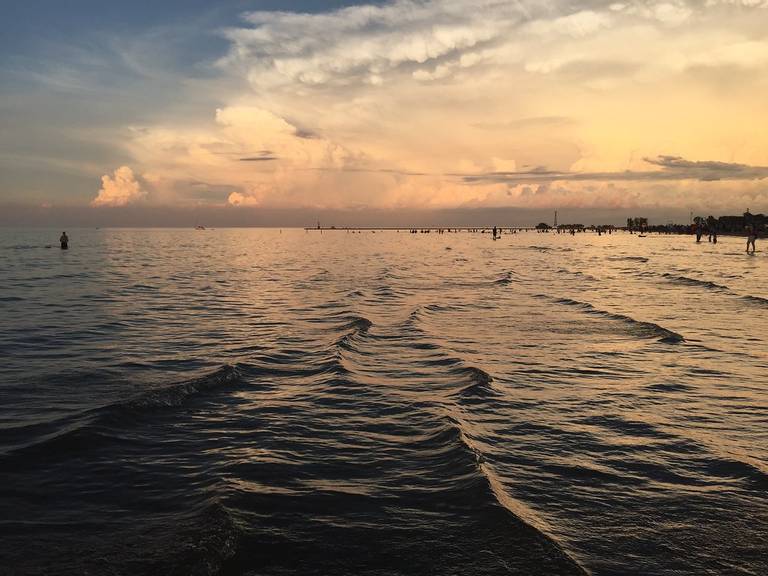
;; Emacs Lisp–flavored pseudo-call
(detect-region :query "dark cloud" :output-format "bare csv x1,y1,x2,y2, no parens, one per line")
293,127,320,140
459,155,768,185
301,166,429,176
641,155,768,180
239,150,278,161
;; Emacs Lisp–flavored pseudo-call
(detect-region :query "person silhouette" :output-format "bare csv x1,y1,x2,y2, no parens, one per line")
746,226,756,254
60,232,69,250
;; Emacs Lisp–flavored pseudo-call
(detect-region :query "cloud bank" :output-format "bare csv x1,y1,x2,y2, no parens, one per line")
461,156,768,184
62,0,768,214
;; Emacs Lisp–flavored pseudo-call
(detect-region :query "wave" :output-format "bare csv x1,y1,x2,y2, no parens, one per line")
120,364,244,409
373,286,400,299
663,274,729,291
164,501,240,576
424,303,455,312
607,255,649,262
494,271,515,285
2,365,246,461
451,366,500,398
551,296,684,343
36,500,240,576
740,294,768,307
704,456,768,490
646,382,692,393
337,315,372,333
334,316,373,353
0,295,24,302
430,417,589,574
557,269,598,282
664,274,768,310
406,306,423,326
581,414,673,440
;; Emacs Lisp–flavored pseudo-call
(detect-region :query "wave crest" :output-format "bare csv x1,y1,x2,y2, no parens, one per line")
451,366,500,398
551,296,684,343
663,274,728,291
3,365,246,461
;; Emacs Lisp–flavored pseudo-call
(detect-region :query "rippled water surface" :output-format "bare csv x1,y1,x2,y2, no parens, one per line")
1,228,767,575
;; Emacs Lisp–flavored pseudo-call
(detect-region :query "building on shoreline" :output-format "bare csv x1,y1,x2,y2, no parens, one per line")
621,211,765,235
717,211,766,234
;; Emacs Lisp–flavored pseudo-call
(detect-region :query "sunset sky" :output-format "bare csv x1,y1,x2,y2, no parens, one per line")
2,0,767,225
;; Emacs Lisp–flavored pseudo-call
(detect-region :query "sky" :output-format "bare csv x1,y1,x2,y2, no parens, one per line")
1,0,767,226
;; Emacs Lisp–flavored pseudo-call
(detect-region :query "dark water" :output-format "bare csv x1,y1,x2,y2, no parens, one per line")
1,228,767,575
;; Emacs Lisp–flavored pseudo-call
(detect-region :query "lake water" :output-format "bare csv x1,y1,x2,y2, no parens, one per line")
1,228,766,575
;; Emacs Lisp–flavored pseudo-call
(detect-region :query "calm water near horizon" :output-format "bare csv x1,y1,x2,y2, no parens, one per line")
1,228,767,575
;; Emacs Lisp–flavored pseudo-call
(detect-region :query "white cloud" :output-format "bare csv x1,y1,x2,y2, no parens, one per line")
92,166,147,206
706,0,768,7
527,10,612,37
222,0,536,89
652,2,693,25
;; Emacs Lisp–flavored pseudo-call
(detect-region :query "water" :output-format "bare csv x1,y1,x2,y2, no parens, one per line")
1,228,766,575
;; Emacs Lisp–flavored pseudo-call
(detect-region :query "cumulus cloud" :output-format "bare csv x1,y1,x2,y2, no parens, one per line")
227,191,262,206
91,166,147,206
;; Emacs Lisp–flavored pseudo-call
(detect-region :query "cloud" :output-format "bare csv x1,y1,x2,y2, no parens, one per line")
642,155,768,180
91,166,147,206
239,150,278,161
473,116,577,131
220,0,768,92
459,156,768,185
706,0,768,7
227,191,262,206
222,0,535,89
33,0,766,215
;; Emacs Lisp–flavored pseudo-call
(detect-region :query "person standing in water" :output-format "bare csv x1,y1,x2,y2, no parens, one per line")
60,231,69,250
746,225,757,254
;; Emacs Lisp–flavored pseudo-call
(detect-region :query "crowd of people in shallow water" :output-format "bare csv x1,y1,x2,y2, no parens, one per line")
690,222,761,253
54,224,762,253
403,223,761,251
